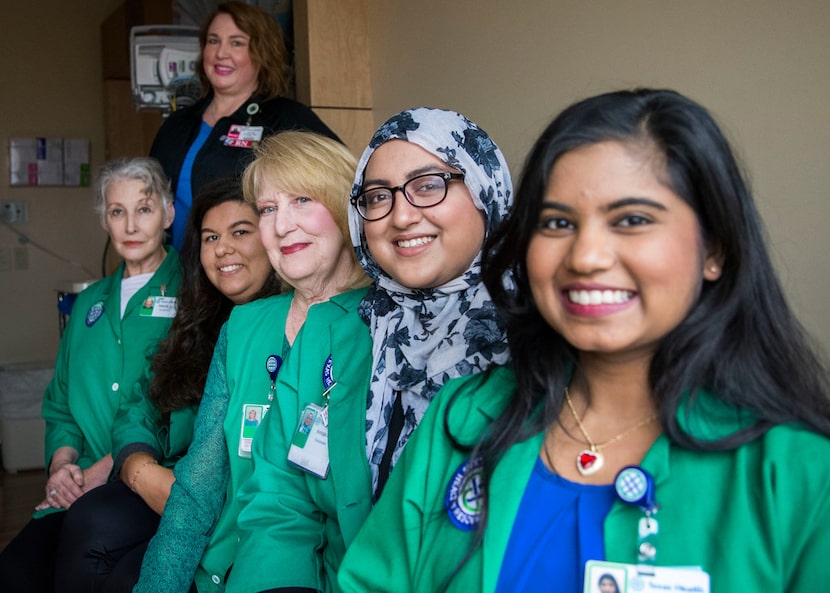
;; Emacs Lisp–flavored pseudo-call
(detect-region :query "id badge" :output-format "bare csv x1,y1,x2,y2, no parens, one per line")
583,560,710,593
224,124,264,147
238,403,269,458
287,403,330,479
139,296,178,318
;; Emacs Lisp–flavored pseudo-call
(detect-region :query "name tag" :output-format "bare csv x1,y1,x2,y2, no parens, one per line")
139,296,177,318
224,124,264,147
287,402,330,479
238,403,270,458
584,561,710,593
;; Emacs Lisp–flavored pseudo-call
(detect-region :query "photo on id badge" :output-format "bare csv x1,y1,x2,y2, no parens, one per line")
293,407,317,448
584,560,710,593
586,562,626,593
238,403,267,458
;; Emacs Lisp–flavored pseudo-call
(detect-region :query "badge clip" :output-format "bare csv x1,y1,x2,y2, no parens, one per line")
615,465,660,565
265,354,282,401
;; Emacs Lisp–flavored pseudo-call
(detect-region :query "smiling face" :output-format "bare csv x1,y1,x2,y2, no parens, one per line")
200,200,272,305
202,13,258,98
103,178,173,277
526,140,722,363
255,181,354,298
361,140,485,289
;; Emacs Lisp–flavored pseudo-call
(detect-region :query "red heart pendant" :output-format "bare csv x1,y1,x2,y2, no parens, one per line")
576,449,604,476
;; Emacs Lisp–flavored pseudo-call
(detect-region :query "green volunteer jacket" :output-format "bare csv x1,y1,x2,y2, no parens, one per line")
111,367,198,472
40,248,180,502
136,292,294,593
338,365,830,593
227,287,372,593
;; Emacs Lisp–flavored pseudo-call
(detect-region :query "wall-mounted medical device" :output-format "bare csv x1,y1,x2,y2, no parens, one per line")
130,25,201,112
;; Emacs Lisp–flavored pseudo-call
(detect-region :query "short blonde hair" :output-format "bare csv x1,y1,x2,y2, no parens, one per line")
242,132,369,291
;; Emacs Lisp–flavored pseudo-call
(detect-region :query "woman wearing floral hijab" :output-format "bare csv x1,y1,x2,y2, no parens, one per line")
228,108,513,593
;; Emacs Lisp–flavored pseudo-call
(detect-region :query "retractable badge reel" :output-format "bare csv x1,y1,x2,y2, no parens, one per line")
265,354,282,401
614,465,659,565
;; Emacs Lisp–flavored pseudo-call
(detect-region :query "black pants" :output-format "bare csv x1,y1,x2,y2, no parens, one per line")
0,511,65,592
55,480,160,593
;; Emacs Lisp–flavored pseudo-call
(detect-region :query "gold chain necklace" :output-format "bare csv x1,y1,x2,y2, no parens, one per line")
564,387,658,476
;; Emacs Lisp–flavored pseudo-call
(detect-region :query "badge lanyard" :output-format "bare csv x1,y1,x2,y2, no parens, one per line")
319,354,336,425
614,465,659,565
265,354,282,401
245,102,259,125
237,352,281,458
604,465,712,593
592,469,710,592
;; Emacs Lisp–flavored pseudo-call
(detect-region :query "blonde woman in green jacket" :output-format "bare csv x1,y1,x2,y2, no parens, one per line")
134,131,370,593
0,157,180,592
339,89,830,592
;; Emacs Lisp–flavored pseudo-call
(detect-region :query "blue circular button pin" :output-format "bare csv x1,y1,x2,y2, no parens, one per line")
445,456,485,531
265,355,282,382
322,355,334,389
614,465,656,511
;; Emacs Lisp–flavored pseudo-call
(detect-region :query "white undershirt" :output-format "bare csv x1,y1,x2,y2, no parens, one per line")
120,273,153,318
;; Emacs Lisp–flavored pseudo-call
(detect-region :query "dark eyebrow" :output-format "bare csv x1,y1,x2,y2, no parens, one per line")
539,200,573,212
207,33,249,40
201,219,256,235
363,165,453,188
229,219,256,229
607,197,667,212
539,197,668,213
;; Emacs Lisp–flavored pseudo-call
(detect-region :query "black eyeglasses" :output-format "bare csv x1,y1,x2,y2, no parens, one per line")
351,171,465,221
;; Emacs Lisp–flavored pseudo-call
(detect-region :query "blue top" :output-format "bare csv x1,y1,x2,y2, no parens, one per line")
171,121,212,251
496,457,616,593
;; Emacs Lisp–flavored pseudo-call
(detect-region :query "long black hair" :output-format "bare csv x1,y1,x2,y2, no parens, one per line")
444,88,830,584
149,177,281,418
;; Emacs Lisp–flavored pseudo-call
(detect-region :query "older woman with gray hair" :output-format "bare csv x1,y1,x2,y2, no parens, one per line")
228,107,513,593
0,157,181,592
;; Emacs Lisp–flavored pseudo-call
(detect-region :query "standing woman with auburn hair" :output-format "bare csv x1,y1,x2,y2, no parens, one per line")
150,0,339,250
339,89,830,593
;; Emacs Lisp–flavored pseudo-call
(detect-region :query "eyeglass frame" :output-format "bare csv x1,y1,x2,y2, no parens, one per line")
350,171,466,221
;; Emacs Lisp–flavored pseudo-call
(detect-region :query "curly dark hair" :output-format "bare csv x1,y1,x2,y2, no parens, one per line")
149,177,280,418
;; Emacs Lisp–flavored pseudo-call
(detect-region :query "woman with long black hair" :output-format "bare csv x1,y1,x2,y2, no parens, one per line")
338,89,830,593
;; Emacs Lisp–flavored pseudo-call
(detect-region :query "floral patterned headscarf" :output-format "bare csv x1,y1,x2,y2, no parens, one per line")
348,107,513,497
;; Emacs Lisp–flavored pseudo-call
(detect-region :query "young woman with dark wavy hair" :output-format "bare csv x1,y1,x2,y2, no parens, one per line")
339,89,830,593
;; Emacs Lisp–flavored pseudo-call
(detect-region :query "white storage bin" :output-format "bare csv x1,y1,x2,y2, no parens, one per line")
0,362,52,473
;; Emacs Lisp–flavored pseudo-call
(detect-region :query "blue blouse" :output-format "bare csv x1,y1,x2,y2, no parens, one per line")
171,121,212,251
496,457,616,592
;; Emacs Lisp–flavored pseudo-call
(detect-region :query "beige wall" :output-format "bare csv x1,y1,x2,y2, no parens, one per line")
0,1,123,364
368,0,830,359
1,0,828,364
